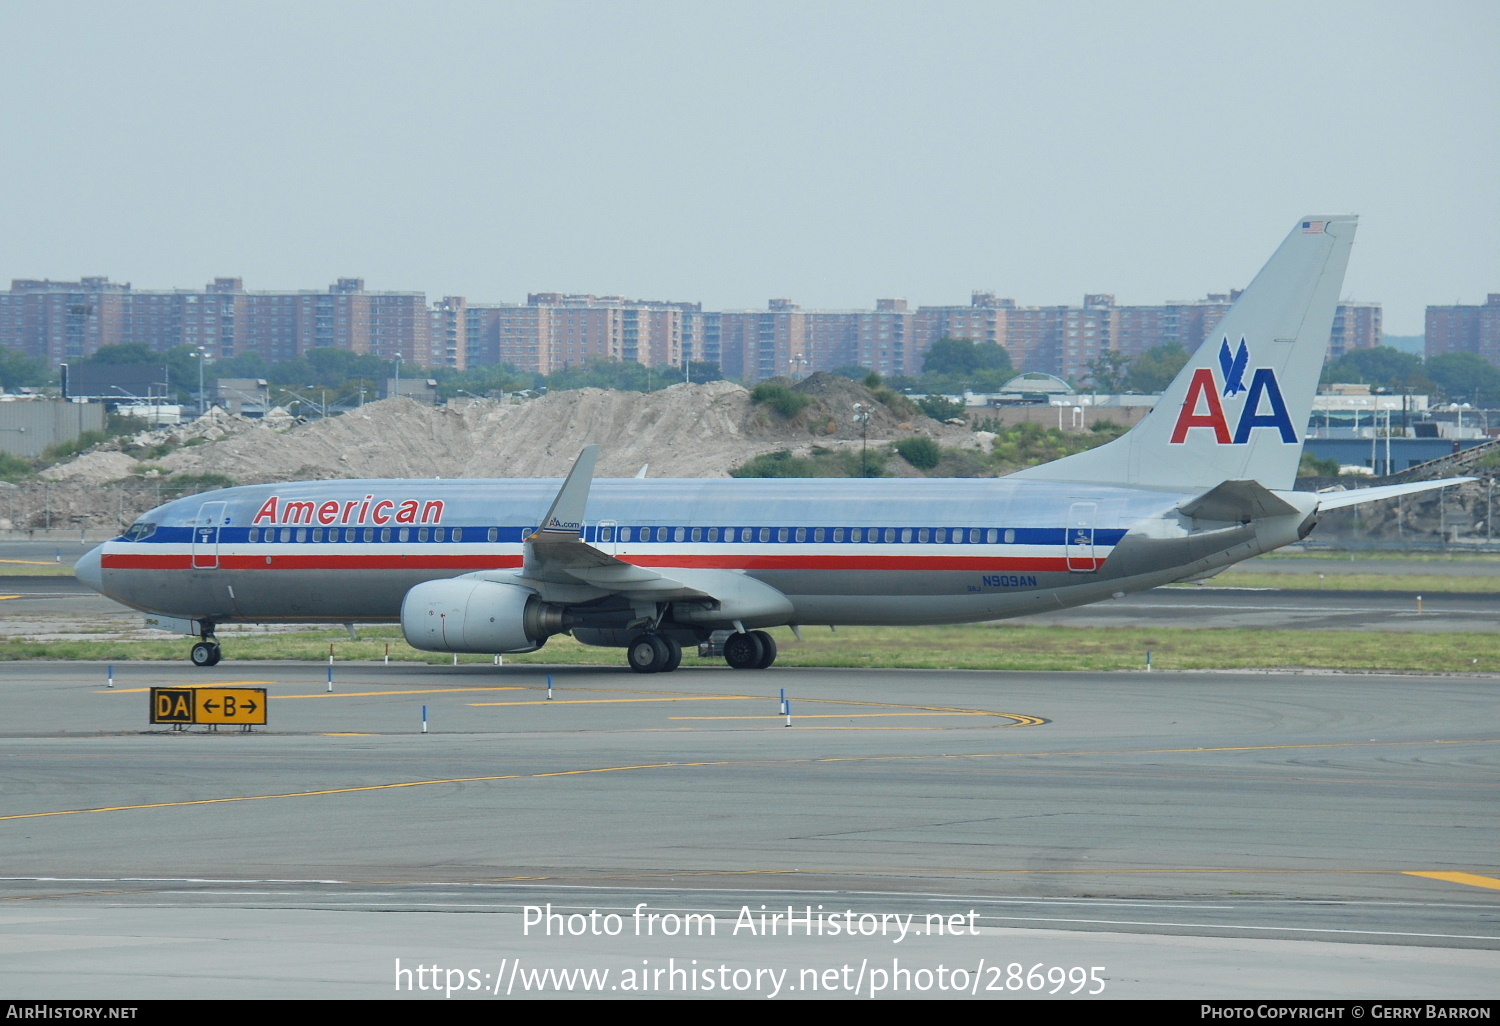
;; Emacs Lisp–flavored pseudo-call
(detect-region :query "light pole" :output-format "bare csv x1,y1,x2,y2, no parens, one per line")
853,403,871,477
393,354,403,399
193,346,207,417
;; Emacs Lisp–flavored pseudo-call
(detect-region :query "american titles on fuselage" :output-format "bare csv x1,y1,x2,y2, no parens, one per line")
251,495,446,526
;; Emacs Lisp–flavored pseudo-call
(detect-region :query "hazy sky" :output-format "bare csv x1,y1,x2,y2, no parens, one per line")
2,1,1495,334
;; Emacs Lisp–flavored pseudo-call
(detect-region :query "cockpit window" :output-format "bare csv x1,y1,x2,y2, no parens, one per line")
122,521,157,542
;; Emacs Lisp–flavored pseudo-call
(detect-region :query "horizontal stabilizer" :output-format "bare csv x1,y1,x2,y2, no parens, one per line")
1315,477,1474,512
1179,480,1301,522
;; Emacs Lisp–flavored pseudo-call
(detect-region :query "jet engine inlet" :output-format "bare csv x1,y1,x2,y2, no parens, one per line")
401,578,568,653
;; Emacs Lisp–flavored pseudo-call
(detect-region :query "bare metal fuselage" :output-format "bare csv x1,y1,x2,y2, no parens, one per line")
80,476,1315,634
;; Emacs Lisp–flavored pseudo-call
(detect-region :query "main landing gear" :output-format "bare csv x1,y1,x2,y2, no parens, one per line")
627,633,683,674
723,630,777,670
626,629,778,673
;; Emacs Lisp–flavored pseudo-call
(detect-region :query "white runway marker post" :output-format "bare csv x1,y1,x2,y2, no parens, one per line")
785,700,791,728
107,664,114,689
546,674,553,701
422,705,428,734
327,665,333,693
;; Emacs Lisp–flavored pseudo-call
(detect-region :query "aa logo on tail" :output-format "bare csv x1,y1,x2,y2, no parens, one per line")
1170,337,1297,445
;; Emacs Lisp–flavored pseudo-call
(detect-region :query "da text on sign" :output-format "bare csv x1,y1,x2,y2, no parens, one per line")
150,687,267,726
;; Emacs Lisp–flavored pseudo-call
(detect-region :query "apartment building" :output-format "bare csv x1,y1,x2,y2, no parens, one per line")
463,294,707,376
1426,295,1500,363
0,277,437,367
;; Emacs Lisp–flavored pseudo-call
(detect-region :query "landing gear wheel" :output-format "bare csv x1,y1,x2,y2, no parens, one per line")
751,631,777,669
660,637,683,673
723,631,765,670
190,641,221,667
627,633,670,674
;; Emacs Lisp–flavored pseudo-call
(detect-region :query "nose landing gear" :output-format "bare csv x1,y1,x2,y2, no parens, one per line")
190,622,222,666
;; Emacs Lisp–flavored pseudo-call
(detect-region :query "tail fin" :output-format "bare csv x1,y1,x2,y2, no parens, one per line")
1013,215,1357,491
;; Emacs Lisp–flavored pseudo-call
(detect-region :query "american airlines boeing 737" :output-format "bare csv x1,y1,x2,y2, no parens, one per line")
75,215,1468,672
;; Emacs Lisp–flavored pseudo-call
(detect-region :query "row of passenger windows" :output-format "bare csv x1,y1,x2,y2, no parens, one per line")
247,526,479,544
236,525,1022,545
601,526,1019,545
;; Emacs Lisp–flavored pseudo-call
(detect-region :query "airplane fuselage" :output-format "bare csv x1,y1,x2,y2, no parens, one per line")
83,475,1315,632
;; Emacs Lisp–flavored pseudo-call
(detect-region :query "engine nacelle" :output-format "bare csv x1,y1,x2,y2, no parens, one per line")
401,578,567,653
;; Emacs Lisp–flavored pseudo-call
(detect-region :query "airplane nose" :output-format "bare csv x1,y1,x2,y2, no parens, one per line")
75,545,104,594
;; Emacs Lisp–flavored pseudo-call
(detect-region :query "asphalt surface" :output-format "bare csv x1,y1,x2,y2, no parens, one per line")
1,661,1496,999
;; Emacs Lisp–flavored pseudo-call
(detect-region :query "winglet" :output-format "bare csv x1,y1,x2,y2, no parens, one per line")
530,445,599,543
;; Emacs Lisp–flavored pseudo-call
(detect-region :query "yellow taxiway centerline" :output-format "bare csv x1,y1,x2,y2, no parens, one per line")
5,738,1493,824
670,712,988,720
1404,871,1500,891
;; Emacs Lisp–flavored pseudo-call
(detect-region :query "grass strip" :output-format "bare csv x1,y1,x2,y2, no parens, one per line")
6,624,1498,673
1174,572,1500,593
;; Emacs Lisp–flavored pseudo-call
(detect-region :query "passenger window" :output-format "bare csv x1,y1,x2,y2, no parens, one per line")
364,528,375,543
398,528,410,542
380,528,391,542
487,527,498,542
901,529,913,543
418,528,429,542
794,528,806,543
777,528,789,543
758,528,770,543
833,528,844,542
850,528,862,542
280,528,292,543
1004,529,1015,543
312,528,323,542
918,528,929,543
600,526,613,542
674,527,685,542
434,528,445,542
620,527,632,542
814,528,825,542
691,527,702,542
295,528,307,543
708,528,719,542
986,529,998,544
248,528,259,543
452,528,462,542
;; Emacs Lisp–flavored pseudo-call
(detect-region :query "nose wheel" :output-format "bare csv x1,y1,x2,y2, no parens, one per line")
190,641,222,667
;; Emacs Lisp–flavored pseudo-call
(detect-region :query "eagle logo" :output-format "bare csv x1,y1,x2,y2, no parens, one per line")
1218,337,1249,397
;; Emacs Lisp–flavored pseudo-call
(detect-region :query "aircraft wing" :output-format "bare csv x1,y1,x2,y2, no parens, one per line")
516,448,793,620
518,445,703,596
1313,477,1474,512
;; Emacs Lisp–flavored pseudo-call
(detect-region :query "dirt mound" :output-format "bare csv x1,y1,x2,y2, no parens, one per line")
151,380,969,484
39,450,139,484
9,382,977,530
